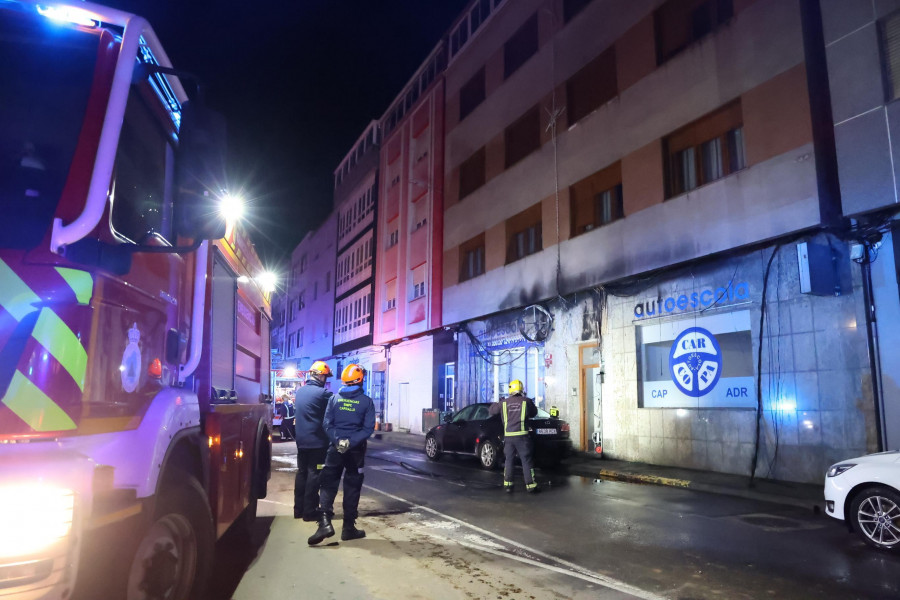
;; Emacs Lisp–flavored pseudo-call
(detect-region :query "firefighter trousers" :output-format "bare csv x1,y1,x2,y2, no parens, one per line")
318,441,367,522
295,446,327,518
503,436,536,490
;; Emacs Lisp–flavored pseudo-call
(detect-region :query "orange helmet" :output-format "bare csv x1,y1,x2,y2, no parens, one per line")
341,364,366,385
308,361,332,378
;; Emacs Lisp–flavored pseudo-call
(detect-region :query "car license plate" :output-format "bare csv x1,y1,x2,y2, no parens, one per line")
537,428,557,435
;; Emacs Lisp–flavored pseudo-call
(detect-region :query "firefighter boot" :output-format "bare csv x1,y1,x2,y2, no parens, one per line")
307,514,335,545
341,519,366,541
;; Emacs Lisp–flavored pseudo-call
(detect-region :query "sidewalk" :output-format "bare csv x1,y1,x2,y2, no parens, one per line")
370,430,824,511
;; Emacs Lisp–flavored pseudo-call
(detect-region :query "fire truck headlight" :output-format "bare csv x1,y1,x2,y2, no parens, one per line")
0,485,75,559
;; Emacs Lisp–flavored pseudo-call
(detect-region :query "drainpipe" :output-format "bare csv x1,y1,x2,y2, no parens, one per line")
860,247,886,451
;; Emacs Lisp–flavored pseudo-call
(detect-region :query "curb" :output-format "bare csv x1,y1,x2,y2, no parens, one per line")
593,468,691,489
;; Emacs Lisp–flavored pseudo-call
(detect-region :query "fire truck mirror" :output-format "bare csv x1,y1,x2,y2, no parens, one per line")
175,100,228,241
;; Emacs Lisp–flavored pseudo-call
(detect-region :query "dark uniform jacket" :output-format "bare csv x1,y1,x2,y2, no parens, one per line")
489,394,538,437
323,385,375,450
293,380,333,449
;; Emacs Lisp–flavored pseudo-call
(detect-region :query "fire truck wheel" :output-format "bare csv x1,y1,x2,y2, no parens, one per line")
126,477,214,600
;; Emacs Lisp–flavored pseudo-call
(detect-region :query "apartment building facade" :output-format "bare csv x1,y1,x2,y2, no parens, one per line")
283,212,338,381
372,43,455,434
332,121,386,407
439,0,884,483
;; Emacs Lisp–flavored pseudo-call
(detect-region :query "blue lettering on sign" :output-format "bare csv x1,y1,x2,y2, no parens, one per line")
633,282,749,319
669,327,723,398
651,389,668,398
726,387,748,398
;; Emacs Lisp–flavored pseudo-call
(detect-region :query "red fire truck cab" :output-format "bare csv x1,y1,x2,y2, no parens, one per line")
0,2,273,598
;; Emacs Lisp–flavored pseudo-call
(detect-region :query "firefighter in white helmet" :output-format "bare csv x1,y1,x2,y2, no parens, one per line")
490,379,539,493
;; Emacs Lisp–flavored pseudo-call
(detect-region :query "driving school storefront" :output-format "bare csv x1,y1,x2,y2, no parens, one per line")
590,242,878,484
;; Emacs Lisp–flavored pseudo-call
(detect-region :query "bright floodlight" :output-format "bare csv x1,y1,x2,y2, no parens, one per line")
283,366,297,379
220,194,244,224
257,271,277,294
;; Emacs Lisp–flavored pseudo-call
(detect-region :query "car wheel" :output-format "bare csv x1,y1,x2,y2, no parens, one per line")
425,434,442,461
850,486,900,550
478,441,499,470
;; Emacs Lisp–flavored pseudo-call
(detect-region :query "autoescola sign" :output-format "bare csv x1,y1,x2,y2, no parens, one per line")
633,282,750,320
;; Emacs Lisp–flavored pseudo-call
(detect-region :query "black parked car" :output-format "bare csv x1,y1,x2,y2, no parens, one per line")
424,402,572,469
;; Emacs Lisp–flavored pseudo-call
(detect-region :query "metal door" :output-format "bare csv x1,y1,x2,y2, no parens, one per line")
398,382,410,430
586,366,603,453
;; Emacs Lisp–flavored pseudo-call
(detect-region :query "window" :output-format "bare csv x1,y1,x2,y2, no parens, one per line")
655,0,733,64
459,147,486,200
459,233,485,282
385,278,397,311
387,227,399,248
506,203,543,263
566,47,617,125
411,264,427,300
297,328,304,348
504,106,541,168
460,67,486,121
111,85,173,244
298,291,306,310
880,11,900,101
563,0,594,23
664,100,745,197
570,162,623,235
289,300,296,321
504,14,538,79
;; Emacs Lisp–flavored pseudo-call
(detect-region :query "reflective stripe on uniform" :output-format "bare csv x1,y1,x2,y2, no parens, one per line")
316,464,325,470
1,371,77,431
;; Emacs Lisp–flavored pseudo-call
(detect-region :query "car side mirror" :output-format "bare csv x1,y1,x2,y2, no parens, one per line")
175,100,228,241
442,414,453,423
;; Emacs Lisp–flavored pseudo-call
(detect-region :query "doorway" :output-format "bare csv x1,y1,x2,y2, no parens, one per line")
579,344,602,453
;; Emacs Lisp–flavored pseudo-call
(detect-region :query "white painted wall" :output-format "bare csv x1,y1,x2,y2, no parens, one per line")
386,336,434,434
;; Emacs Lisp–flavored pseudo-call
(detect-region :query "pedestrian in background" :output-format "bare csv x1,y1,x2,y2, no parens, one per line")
490,379,539,494
308,364,375,545
293,361,333,521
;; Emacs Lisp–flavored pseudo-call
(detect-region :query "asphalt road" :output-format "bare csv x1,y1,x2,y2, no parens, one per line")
208,438,900,600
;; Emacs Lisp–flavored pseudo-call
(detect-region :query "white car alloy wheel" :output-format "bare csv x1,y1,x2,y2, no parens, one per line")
851,487,900,550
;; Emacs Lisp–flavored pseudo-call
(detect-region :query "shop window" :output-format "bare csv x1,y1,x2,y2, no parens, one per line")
655,0,733,64
506,203,542,264
664,100,745,198
504,13,539,79
637,310,754,408
459,233,486,282
459,147,486,200
504,106,541,168
460,67,486,121
566,47,617,125
563,0,594,23
880,11,900,101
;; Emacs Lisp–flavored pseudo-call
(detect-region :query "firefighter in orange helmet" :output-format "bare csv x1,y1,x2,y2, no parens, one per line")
293,360,333,520
308,364,375,545
490,379,539,493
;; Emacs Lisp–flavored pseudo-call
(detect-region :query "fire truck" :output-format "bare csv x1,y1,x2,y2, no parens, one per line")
0,2,273,598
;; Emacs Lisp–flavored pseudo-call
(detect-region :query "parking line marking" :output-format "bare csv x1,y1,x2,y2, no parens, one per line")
364,484,665,600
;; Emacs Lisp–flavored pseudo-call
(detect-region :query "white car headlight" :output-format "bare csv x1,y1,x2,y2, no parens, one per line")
826,463,857,478
0,485,74,559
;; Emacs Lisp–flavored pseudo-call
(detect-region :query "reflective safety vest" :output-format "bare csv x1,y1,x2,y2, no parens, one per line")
491,395,537,437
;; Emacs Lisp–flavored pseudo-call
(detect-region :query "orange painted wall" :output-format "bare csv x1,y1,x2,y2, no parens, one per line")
742,63,813,167
622,140,665,216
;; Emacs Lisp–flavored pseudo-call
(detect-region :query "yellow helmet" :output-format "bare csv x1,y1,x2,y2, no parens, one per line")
308,361,332,378
508,380,524,395
341,364,366,385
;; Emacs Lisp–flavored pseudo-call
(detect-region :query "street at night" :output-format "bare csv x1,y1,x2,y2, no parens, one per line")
207,437,900,600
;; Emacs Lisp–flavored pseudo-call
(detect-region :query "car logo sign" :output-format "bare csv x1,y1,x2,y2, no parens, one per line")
668,327,722,398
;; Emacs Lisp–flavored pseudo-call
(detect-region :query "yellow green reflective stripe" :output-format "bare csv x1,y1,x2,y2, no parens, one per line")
1,370,76,431
55,268,93,305
316,464,325,470
0,258,40,321
31,309,87,391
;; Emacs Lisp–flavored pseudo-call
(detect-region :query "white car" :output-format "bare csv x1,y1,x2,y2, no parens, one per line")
824,450,900,550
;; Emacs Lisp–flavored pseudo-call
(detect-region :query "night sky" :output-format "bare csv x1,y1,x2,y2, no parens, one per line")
101,0,469,269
